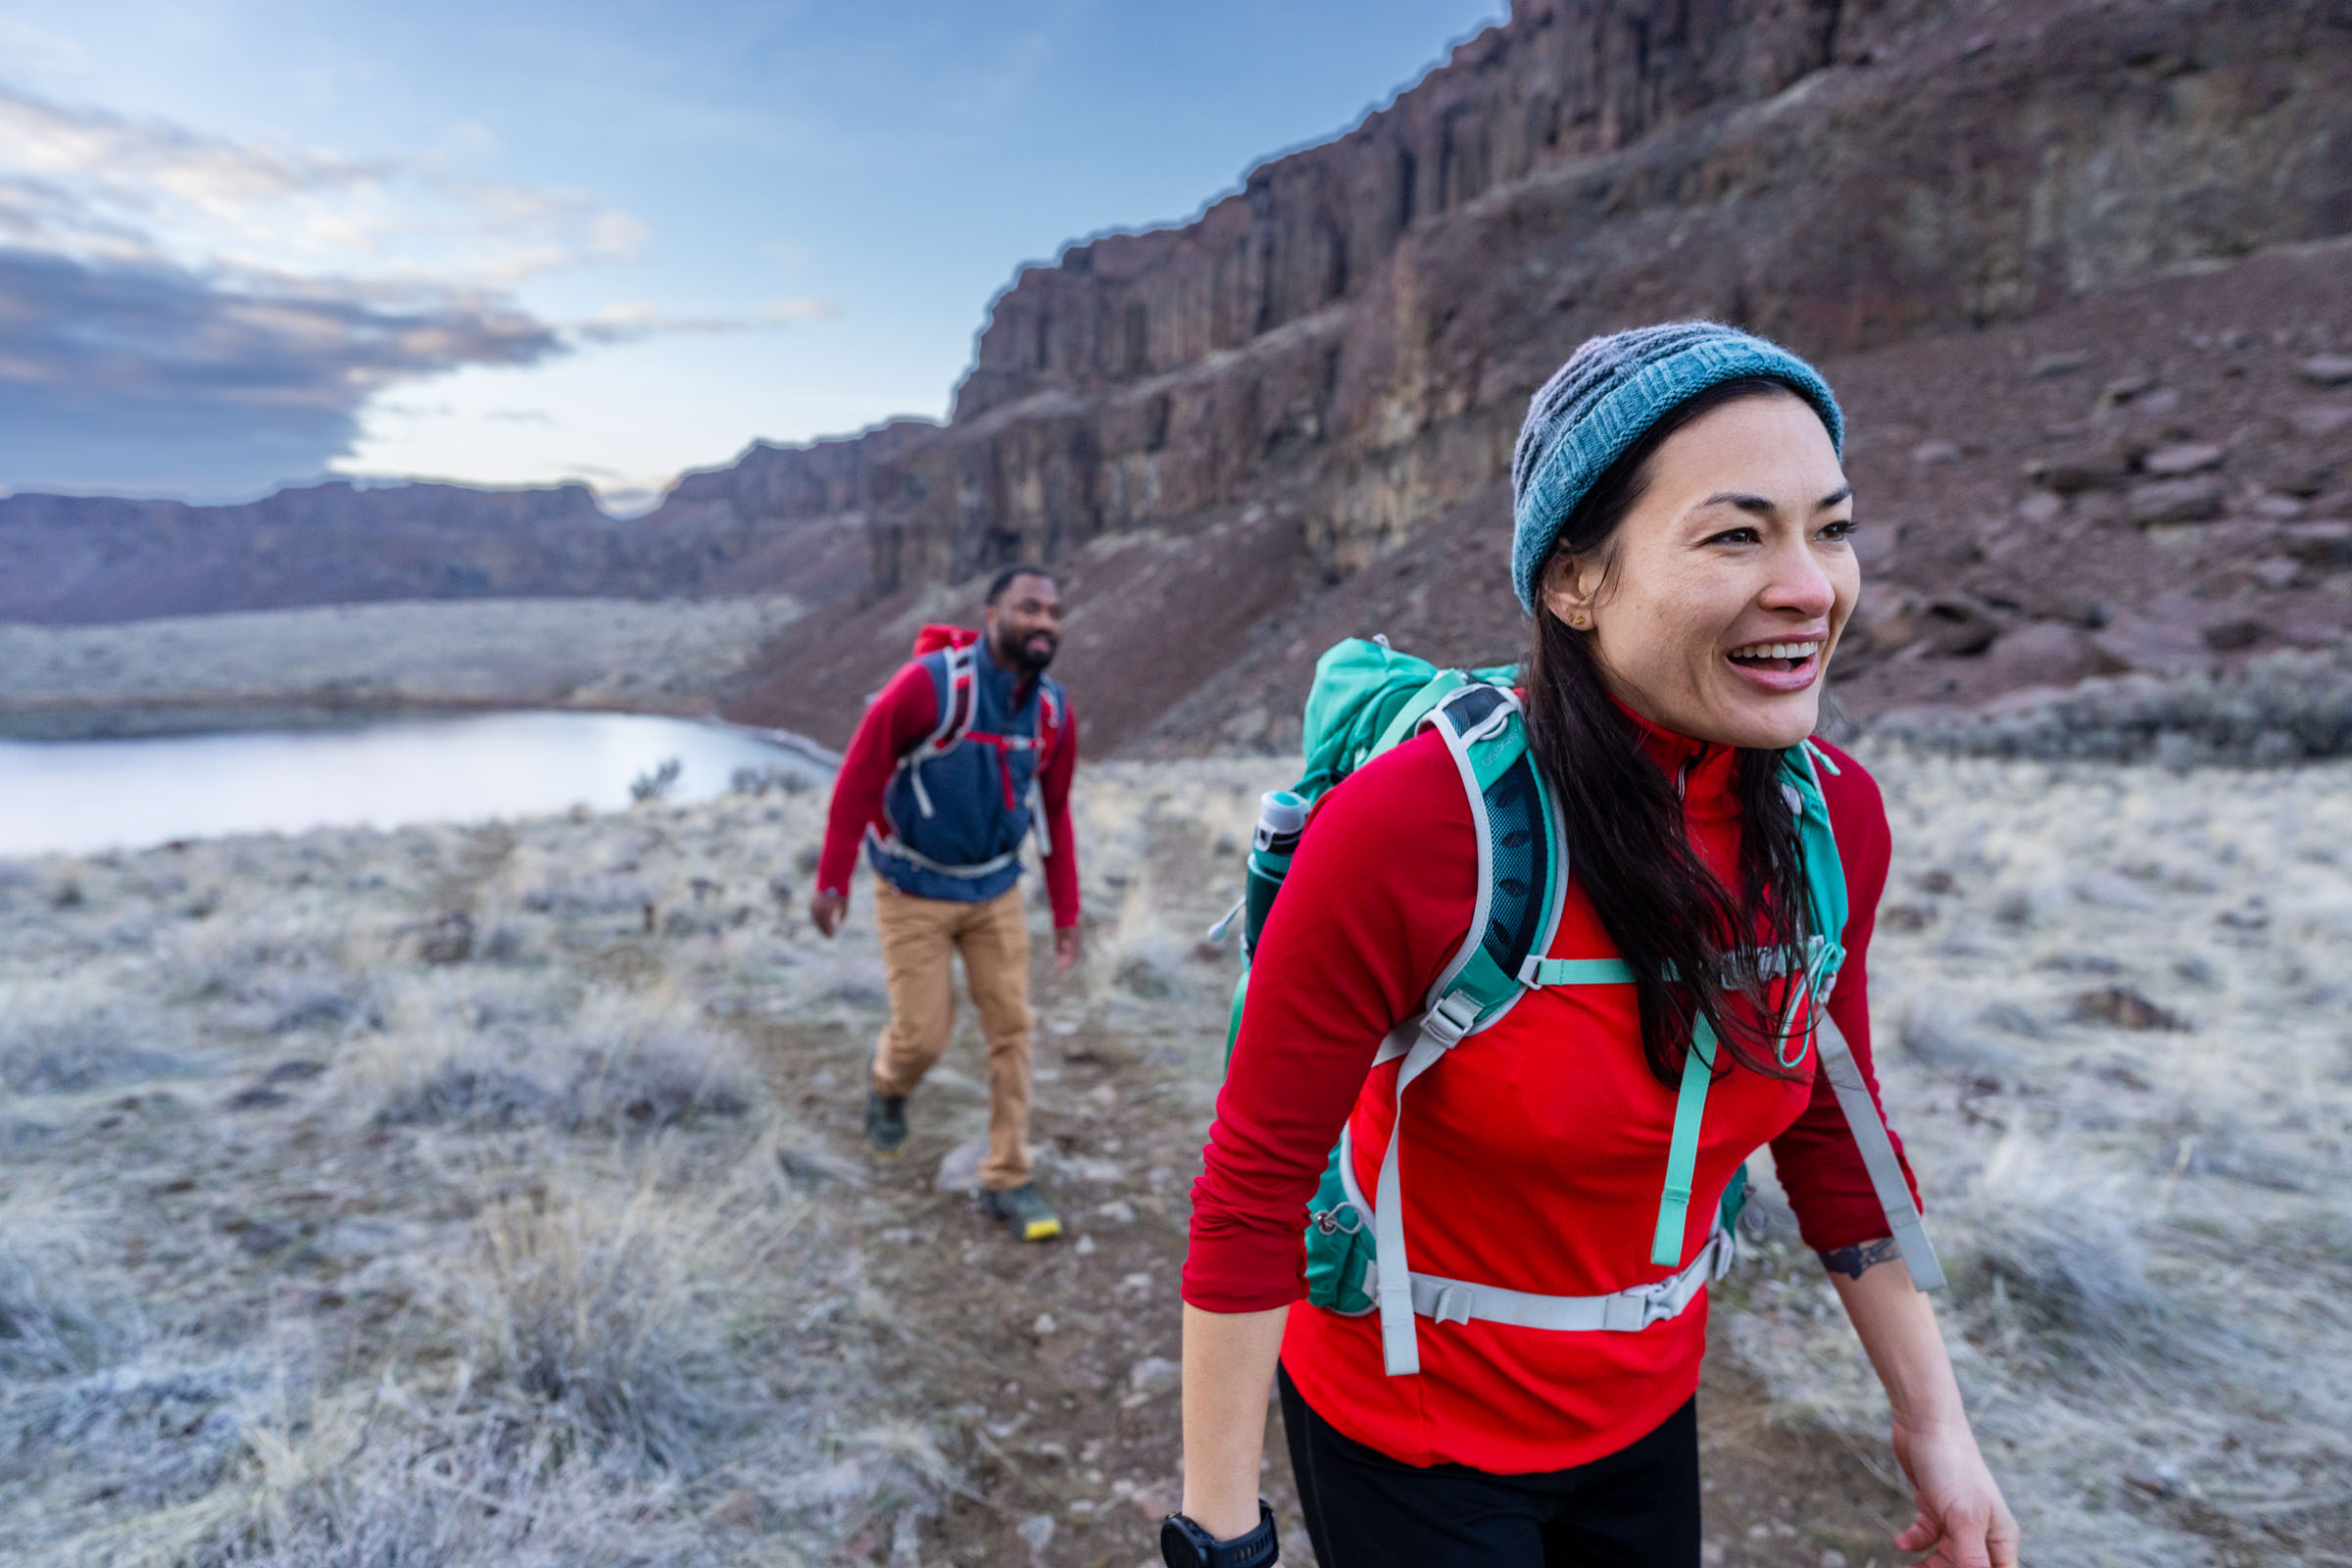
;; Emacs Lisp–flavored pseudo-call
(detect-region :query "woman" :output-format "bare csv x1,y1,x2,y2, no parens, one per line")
1168,323,2017,1568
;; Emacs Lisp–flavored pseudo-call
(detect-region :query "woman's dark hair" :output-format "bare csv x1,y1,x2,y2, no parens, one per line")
1521,375,1822,1087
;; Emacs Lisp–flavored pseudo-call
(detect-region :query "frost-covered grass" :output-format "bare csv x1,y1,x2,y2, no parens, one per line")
1,752,2345,1565
1727,750,2352,1566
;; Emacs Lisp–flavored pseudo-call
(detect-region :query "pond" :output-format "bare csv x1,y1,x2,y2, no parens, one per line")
0,710,835,858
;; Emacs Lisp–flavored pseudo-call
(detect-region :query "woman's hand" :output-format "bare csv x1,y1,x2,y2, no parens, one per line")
1890,1418,2019,1568
1827,1255,2020,1567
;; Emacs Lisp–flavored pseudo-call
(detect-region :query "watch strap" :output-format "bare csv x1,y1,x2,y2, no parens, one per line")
1160,1500,1278,1568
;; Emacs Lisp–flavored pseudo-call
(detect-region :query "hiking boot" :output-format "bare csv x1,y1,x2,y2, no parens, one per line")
983,1182,1063,1243
864,1091,907,1158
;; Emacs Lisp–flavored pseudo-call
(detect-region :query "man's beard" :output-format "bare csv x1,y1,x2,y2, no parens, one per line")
998,626,1058,674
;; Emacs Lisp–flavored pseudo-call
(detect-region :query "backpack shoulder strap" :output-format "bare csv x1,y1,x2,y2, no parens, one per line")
1034,675,1065,762
1783,741,1943,1291
1367,681,1573,1375
1414,682,1570,1029
893,647,977,823
907,644,977,762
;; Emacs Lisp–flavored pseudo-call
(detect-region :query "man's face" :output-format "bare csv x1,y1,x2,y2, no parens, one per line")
986,572,1063,674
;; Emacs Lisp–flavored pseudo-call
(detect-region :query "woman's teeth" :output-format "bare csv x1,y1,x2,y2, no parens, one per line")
1728,641,1816,663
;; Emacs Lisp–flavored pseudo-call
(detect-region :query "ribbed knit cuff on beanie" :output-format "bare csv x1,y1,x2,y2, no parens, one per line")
1509,321,1845,614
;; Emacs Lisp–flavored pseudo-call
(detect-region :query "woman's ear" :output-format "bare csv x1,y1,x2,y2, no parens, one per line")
1540,550,1599,631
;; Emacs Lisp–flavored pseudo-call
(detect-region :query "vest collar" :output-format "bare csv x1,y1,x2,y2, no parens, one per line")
975,635,1040,710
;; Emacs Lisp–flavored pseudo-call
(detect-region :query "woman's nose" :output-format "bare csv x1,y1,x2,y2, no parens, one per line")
1762,536,1837,617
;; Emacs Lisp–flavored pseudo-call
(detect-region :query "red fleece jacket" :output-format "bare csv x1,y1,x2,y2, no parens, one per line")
1182,724,1913,1472
816,660,1082,928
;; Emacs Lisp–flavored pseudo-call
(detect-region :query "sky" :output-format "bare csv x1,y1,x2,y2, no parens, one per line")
0,1,1507,510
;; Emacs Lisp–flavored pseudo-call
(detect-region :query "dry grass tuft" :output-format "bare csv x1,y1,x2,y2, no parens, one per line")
1938,1138,2163,1358
0,978,190,1095
0,1200,140,1379
440,1161,780,1470
363,985,754,1135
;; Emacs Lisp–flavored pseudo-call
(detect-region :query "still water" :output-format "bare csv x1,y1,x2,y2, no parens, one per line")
0,710,834,858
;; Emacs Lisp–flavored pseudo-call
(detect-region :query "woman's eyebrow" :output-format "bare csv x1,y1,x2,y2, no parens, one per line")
1698,491,1777,514
1818,483,1854,509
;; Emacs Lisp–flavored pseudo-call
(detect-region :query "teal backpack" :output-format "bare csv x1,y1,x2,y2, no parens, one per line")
1213,637,1940,1378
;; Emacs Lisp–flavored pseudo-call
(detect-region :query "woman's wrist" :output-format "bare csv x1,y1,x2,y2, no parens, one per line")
1179,1489,1264,1543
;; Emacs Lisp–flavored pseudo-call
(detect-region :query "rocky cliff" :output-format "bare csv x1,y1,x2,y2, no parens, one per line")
725,0,2352,751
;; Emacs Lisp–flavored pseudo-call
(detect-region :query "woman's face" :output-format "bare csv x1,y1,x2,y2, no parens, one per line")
1542,391,1857,750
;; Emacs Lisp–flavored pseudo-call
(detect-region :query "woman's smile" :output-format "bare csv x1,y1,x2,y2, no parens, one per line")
1723,634,1827,692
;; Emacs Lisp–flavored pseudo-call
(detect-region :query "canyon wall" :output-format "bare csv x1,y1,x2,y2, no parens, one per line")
861,0,2351,593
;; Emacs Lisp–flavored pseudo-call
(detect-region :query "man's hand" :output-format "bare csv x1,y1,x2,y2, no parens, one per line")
808,890,848,938
1890,1419,2019,1568
1054,925,1081,972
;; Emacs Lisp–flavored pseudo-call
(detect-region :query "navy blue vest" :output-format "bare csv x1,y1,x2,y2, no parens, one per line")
867,642,1063,905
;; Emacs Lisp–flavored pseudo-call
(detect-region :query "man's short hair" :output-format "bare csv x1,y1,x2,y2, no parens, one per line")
986,564,1056,605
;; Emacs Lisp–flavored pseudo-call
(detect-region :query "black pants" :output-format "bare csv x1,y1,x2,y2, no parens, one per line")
1278,1366,1700,1567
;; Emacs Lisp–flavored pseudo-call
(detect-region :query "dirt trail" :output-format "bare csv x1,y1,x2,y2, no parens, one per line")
754,1000,1915,1568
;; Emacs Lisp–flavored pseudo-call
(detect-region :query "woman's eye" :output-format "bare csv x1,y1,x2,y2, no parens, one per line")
1707,526,1760,546
1819,519,1855,541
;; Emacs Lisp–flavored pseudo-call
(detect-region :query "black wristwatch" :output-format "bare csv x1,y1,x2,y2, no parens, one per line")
1160,1500,1278,1568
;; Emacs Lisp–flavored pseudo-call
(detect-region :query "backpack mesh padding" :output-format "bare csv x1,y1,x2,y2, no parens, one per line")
1448,684,1511,733
1479,753,1549,971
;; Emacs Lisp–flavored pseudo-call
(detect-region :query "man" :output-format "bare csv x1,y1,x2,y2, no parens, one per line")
809,564,1081,1242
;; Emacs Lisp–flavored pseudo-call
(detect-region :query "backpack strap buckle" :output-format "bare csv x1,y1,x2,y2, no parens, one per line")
1418,992,1482,1050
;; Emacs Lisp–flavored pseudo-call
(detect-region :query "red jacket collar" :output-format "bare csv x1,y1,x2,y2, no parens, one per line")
1607,696,1740,823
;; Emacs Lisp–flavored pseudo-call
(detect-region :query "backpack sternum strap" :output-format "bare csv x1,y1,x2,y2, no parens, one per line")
1520,956,1635,987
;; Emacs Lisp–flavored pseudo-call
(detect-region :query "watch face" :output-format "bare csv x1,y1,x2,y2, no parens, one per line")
1159,1515,1207,1568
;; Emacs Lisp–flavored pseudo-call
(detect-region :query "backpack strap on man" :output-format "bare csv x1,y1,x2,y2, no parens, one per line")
900,642,978,820
1026,677,1064,859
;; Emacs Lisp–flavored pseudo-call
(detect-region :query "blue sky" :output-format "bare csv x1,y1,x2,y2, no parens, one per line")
0,1,1506,507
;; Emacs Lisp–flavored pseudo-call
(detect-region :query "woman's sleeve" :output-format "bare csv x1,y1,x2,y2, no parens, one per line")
1767,743,1925,1253
1181,733,1478,1313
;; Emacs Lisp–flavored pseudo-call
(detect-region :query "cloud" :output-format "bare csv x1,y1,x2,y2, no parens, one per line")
0,245,561,497
571,296,839,344
0,86,662,496
0,85,647,289
0,85,810,498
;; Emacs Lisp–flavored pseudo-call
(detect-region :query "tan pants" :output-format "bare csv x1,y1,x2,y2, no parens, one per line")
870,878,1035,1190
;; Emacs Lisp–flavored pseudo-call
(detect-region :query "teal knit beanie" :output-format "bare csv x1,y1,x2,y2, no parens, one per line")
1509,321,1844,614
